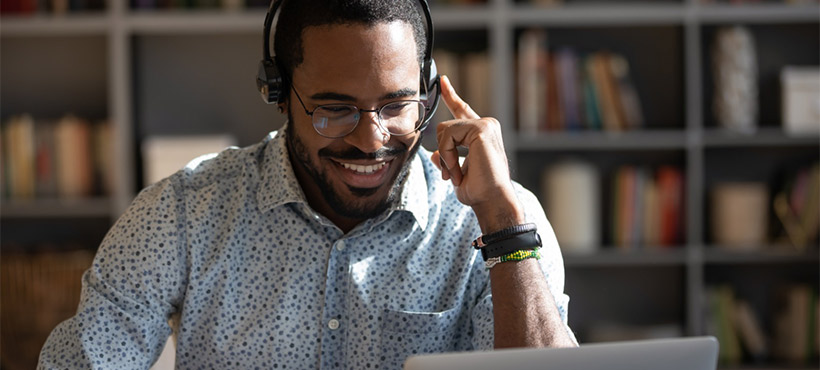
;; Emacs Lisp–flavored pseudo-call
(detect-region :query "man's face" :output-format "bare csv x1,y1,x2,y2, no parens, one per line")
285,21,422,223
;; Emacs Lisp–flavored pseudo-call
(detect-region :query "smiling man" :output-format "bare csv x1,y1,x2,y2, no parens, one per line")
38,1,576,369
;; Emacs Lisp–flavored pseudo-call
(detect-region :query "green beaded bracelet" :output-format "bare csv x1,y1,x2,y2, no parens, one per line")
485,248,541,269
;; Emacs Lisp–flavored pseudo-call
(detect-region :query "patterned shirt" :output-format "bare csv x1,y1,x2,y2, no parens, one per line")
39,129,574,369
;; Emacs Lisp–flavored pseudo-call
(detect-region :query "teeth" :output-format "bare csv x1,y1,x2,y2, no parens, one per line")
341,161,388,174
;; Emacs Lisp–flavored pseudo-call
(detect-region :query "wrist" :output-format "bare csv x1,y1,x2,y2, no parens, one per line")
472,194,526,234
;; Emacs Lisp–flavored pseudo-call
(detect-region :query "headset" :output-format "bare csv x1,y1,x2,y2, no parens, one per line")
256,0,441,130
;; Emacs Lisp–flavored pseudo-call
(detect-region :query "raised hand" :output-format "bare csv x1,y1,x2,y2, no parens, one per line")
431,76,525,233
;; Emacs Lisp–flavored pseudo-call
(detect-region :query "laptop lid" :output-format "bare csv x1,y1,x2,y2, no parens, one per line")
404,336,719,370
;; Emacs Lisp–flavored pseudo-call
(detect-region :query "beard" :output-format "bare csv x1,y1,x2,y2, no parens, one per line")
285,112,422,220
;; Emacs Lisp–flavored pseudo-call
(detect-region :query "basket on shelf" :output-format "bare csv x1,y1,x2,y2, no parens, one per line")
0,249,94,370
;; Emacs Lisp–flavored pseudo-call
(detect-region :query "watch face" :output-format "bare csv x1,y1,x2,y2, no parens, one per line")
535,232,542,247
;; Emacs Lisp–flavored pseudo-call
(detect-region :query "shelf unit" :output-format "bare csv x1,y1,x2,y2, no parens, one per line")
1,1,818,369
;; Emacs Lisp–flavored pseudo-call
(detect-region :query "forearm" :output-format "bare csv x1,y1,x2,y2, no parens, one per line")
473,193,576,349
489,258,577,348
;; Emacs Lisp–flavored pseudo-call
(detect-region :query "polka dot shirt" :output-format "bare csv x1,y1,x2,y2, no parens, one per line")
38,130,574,369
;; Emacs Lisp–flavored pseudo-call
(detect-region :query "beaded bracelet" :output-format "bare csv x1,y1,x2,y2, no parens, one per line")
485,248,541,269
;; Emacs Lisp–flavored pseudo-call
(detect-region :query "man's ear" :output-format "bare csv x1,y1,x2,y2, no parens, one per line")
278,101,287,114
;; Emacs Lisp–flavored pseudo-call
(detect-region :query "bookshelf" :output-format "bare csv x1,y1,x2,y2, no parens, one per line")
1,0,818,369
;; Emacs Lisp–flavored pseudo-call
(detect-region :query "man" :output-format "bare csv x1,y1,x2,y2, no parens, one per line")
39,0,576,368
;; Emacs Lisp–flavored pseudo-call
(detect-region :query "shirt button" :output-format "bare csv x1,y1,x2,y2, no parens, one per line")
336,241,345,252
328,319,340,330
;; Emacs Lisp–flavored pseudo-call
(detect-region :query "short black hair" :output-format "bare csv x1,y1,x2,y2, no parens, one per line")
272,0,427,95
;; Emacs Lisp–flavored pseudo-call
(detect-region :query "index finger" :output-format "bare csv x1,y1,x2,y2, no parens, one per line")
440,75,480,120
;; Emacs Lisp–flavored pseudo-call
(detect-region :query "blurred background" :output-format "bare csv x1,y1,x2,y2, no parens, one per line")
1,0,818,369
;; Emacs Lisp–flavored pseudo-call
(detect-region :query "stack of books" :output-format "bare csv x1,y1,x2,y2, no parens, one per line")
706,284,819,366
1,114,112,200
130,0,269,10
0,0,105,14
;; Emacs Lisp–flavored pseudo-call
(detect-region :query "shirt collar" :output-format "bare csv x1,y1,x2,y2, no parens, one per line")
391,149,429,231
256,128,308,213
255,128,429,231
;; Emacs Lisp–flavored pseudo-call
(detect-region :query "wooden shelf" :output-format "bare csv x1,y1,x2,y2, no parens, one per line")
703,128,820,148
0,13,110,36
704,248,820,264
563,248,687,267
511,3,686,26
1,198,112,219
516,130,688,151
126,9,265,34
432,6,494,29
696,3,820,24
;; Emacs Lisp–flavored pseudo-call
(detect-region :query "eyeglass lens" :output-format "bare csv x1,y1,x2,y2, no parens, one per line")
312,101,425,138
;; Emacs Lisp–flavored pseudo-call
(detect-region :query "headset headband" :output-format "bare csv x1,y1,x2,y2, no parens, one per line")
257,0,440,127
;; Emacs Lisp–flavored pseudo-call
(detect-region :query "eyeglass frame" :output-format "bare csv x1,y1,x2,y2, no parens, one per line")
289,83,429,139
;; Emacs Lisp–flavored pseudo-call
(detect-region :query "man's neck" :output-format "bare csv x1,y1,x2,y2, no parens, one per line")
287,151,363,234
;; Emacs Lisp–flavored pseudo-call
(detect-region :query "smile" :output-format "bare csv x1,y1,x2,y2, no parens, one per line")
340,161,389,174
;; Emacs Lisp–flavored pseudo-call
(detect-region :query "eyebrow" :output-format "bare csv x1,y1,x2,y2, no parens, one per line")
309,87,418,102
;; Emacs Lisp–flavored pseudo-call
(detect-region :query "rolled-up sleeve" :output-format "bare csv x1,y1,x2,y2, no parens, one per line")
38,176,188,369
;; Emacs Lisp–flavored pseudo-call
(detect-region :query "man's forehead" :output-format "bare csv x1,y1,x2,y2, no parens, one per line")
294,21,420,97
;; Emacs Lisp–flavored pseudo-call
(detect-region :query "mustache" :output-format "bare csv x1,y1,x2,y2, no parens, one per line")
318,144,407,161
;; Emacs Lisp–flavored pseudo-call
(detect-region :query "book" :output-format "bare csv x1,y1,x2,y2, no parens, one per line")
610,54,644,129
220,0,243,10
773,285,814,364
34,121,58,198
4,115,37,199
545,51,564,131
613,166,637,249
708,286,742,366
642,176,661,247
590,53,621,131
461,52,491,118
431,49,459,124
93,121,114,196
541,160,601,253
517,29,548,134
55,115,94,198
582,57,603,131
733,300,768,361
555,48,583,131
657,166,683,247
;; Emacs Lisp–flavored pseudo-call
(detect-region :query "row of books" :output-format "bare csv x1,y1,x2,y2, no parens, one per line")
542,162,684,252
432,50,491,118
612,165,684,249
518,29,644,133
131,0,268,9
0,0,104,14
706,284,819,366
1,114,113,200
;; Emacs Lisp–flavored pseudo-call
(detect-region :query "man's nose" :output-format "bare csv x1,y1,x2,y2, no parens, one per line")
344,110,389,153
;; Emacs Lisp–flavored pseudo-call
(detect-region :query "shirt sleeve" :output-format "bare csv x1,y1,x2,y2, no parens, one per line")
470,184,578,349
38,176,189,369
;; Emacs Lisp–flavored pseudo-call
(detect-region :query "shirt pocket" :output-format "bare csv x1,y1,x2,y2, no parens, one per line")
380,307,461,370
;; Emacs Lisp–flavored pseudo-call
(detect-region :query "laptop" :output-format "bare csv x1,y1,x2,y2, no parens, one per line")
404,336,719,370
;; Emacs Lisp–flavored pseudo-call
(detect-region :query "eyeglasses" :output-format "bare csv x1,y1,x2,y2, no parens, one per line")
291,85,427,139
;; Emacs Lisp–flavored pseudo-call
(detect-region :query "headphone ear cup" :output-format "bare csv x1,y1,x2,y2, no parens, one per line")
418,58,441,131
257,59,284,104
